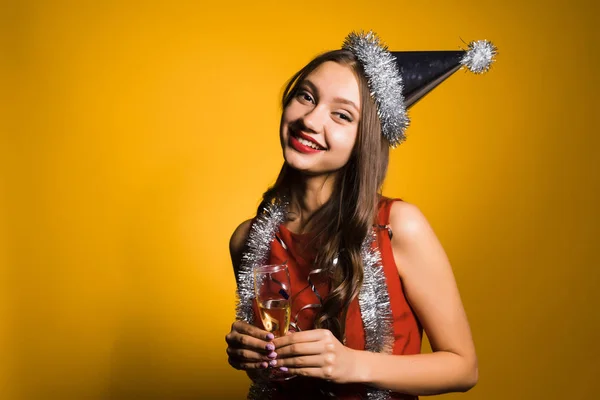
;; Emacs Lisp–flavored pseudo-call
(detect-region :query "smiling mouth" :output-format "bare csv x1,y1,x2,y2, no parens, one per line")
290,132,326,151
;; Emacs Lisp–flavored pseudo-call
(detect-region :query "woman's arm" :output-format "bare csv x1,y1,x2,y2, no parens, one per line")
353,201,478,394
229,219,253,279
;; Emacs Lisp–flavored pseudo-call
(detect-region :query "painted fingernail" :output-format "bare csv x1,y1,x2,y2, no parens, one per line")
265,343,275,351
279,367,288,372
269,359,277,367
266,333,275,340
260,362,268,368
267,352,277,359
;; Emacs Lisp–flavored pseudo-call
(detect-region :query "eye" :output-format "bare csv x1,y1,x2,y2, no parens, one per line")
296,89,315,104
334,112,353,123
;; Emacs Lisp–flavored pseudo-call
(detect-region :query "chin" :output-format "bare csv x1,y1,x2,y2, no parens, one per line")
284,160,314,175
282,149,306,169
282,146,346,176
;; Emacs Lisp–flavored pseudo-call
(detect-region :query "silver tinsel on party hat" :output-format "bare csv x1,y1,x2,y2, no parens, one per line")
342,31,410,148
460,40,497,74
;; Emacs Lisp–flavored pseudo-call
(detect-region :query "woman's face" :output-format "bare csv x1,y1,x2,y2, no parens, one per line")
280,61,361,176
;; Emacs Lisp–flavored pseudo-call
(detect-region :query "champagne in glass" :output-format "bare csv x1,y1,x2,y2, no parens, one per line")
254,264,291,338
257,298,291,338
254,263,294,381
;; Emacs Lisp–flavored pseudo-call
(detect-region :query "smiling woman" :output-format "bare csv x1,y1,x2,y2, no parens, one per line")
225,31,496,399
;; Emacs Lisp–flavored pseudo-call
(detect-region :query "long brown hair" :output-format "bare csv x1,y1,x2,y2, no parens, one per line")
259,49,390,341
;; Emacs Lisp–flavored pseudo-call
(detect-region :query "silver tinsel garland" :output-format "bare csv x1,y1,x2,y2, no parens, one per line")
236,198,288,324
358,230,394,400
236,199,287,399
235,198,394,400
342,31,410,148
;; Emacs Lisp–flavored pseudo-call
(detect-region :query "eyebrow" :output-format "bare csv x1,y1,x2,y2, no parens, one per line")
301,79,360,113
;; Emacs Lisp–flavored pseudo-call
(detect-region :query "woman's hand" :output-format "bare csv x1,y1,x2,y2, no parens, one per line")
225,321,278,370
272,329,359,383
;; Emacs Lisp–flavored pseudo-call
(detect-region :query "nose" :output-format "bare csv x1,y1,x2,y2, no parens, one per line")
301,105,327,134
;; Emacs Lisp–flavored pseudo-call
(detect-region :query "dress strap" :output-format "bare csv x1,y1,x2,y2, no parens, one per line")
375,197,402,239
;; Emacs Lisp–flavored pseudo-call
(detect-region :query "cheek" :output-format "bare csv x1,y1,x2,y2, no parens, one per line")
329,128,358,153
282,101,302,122
280,109,293,137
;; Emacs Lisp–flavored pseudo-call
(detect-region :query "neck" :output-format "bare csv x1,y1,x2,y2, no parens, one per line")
288,172,336,233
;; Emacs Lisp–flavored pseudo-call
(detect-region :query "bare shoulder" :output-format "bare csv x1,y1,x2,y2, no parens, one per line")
388,200,446,277
388,200,434,240
229,219,253,273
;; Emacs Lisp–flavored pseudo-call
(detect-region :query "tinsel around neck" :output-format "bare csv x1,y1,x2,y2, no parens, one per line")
235,197,394,400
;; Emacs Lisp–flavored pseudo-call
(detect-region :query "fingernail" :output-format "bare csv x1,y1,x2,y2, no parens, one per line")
266,333,274,340
260,362,268,368
269,359,277,367
265,343,275,351
279,367,288,372
267,352,277,359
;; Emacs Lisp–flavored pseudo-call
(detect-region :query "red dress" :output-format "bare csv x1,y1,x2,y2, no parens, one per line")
252,198,422,399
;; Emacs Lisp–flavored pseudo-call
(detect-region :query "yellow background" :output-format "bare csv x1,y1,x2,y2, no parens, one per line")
1,0,598,398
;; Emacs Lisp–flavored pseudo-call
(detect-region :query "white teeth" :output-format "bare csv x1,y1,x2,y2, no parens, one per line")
296,136,323,150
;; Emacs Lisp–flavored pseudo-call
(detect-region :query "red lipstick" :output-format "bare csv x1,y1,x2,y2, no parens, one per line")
290,135,323,154
295,131,325,149
288,128,326,154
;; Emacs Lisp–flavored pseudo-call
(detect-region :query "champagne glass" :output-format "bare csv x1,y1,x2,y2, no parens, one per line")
254,263,294,380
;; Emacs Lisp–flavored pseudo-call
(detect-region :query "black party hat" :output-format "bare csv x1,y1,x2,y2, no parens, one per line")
343,32,497,146
393,50,463,108
392,41,496,108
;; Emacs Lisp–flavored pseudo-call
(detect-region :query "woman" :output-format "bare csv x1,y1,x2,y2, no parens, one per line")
225,31,495,399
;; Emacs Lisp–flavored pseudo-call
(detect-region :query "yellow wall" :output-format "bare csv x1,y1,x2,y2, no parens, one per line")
2,0,598,398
